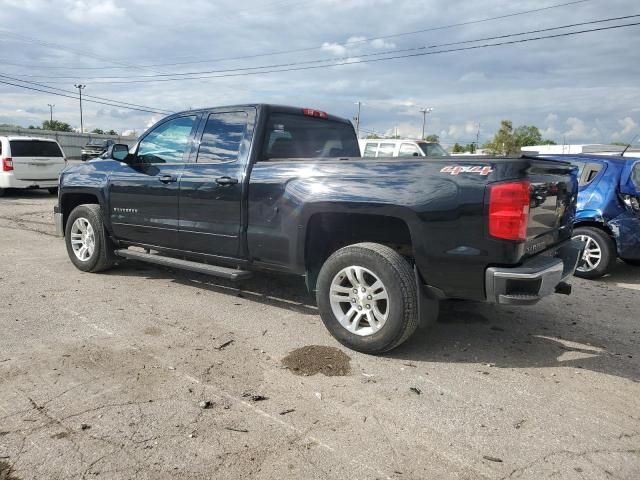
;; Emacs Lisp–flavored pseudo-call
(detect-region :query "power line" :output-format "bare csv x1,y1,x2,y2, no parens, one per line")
0,79,169,114
23,20,640,85
0,0,592,71
18,14,640,81
0,74,173,114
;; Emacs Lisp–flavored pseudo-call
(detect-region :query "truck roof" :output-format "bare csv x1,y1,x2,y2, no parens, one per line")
170,104,353,125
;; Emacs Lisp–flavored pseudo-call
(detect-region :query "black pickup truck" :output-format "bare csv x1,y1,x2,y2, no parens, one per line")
54,104,583,353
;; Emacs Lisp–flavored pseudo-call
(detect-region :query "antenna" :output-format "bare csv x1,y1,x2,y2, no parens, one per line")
621,133,639,157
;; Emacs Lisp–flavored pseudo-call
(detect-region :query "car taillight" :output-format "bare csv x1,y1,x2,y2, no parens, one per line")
621,194,640,213
302,108,328,119
489,181,530,241
2,157,13,172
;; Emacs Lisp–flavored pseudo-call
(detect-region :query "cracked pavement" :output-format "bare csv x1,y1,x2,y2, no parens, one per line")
0,190,639,479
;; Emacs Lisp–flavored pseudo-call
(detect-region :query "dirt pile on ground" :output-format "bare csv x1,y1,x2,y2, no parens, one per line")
0,461,21,480
282,345,351,376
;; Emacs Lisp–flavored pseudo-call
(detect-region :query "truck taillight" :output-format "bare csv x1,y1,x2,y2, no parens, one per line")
2,157,13,172
302,108,328,119
620,194,640,213
489,181,530,241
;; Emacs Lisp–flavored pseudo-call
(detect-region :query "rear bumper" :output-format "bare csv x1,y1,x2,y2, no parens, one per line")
485,239,583,305
0,172,58,189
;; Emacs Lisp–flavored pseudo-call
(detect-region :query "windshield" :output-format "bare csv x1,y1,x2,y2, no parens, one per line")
418,142,448,157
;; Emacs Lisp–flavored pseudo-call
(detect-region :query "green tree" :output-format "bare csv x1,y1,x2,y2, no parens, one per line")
366,133,381,139
107,129,117,136
483,120,517,155
425,134,440,143
452,143,464,153
42,120,72,132
91,128,105,134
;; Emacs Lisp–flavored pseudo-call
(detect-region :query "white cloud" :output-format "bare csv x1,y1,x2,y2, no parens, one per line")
321,42,347,56
564,117,599,141
65,0,126,25
545,113,559,124
370,38,395,49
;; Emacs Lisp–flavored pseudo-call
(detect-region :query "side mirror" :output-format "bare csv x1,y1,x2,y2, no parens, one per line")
110,144,130,162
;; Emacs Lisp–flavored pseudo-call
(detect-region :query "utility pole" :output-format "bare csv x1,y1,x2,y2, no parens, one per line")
47,104,55,123
475,122,480,152
419,107,434,140
353,101,362,138
74,84,86,133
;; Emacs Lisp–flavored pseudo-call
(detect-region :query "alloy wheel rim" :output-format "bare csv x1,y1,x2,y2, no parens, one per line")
70,217,95,262
574,234,602,272
329,265,389,337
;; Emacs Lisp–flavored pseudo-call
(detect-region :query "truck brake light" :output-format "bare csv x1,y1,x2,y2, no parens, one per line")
489,181,530,241
2,157,13,172
302,108,328,119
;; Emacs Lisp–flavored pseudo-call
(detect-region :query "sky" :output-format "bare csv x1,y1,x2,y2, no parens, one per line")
0,0,639,146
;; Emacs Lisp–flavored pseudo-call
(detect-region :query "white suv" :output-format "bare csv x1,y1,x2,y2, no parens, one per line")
0,136,67,196
359,139,448,158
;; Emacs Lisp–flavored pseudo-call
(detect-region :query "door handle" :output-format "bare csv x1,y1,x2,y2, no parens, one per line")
158,174,177,184
215,176,239,185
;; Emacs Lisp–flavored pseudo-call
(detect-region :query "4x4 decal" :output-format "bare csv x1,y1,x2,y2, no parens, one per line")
440,165,493,176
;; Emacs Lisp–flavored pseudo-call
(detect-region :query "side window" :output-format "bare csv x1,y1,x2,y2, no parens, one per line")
137,115,197,164
363,143,378,157
631,162,640,190
377,143,395,157
197,111,248,163
398,143,421,157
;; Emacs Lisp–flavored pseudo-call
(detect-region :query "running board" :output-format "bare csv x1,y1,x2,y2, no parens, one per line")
114,249,253,281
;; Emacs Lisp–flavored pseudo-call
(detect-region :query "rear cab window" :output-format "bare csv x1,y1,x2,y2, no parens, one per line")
377,143,395,157
363,143,378,157
262,113,359,160
9,140,63,157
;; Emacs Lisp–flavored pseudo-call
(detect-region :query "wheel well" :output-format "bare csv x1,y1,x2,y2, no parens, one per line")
305,213,413,291
574,220,614,238
61,193,100,230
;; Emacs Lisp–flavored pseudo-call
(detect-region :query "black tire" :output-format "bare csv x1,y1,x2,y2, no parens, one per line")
622,258,640,267
572,227,616,279
65,204,116,273
0,188,5,197
47,187,58,195
316,242,418,354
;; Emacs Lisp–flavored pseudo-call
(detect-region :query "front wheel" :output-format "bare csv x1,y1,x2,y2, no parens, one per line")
65,204,116,273
47,187,58,195
572,227,616,279
316,243,419,354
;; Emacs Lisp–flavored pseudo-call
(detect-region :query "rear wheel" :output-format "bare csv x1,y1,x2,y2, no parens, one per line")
316,243,418,354
65,204,116,273
572,227,615,279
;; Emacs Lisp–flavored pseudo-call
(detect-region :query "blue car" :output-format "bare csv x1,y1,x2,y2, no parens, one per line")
543,154,640,278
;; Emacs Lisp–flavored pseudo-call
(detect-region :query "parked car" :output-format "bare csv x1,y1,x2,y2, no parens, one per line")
54,104,581,353
542,154,640,278
0,136,66,196
81,138,115,161
359,139,449,158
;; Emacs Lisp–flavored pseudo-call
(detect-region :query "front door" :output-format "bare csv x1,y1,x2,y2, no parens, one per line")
108,114,199,249
178,109,254,257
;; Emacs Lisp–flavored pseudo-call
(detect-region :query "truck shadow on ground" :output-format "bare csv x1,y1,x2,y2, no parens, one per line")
106,260,639,384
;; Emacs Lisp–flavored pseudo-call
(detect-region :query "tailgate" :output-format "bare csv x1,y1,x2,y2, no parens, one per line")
524,159,578,256
10,140,65,181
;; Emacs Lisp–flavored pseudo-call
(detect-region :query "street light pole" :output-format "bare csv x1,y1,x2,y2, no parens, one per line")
74,84,86,133
47,104,55,123
419,107,434,140
353,101,362,138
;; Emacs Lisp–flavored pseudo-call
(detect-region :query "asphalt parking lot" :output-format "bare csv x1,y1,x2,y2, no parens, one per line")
0,190,638,480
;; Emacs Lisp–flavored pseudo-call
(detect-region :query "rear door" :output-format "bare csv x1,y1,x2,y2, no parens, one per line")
178,108,255,257
9,139,65,181
108,114,200,249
